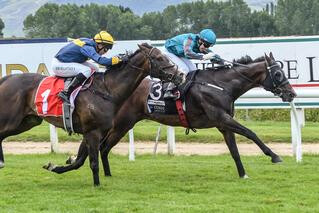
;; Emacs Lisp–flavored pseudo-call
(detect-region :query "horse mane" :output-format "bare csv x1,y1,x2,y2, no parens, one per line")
253,56,265,63
232,55,265,66
105,43,153,72
0,75,12,85
233,55,253,65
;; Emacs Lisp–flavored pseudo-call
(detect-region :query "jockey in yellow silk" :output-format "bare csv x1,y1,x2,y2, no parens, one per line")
52,31,122,103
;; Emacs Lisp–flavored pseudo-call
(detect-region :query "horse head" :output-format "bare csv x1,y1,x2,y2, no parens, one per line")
136,43,185,85
261,52,296,102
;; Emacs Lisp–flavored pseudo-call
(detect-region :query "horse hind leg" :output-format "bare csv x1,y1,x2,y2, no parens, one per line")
0,115,43,169
44,140,88,174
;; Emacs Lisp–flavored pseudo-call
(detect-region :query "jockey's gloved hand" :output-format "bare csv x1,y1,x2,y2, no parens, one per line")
202,52,215,60
210,54,224,65
111,56,121,65
119,54,129,63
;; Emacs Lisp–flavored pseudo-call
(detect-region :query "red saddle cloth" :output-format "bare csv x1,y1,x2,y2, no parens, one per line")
35,76,64,117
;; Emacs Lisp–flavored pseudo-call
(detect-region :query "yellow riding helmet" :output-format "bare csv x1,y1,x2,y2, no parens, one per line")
94,31,114,45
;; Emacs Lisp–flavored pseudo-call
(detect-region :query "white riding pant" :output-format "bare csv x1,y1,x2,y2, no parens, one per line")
160,48,197,74
51,58,99,78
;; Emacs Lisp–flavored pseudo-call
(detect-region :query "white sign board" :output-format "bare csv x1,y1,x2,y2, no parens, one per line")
1,36,319,108
0,38,150,76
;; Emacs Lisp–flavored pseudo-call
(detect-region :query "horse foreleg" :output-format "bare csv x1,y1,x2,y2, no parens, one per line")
44,140,88,174
218,129,247,178
100,125,133,177
86,131,101,186
219,114,282,163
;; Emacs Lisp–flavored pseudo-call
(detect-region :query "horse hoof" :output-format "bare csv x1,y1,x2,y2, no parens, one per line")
240,174,249,179
66,155,76,164
43,162,56,171
272,155,283,163
0,161,4,169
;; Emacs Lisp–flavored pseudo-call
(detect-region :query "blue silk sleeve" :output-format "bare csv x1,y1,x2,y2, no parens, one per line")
80,45,112,66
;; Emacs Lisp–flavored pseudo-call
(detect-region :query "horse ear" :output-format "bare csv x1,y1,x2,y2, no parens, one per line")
138,43,147,51
264,53,271,65
264,53,270,63
269,52,275,60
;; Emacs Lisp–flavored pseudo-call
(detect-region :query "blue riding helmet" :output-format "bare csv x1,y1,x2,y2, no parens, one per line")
199,29,216,45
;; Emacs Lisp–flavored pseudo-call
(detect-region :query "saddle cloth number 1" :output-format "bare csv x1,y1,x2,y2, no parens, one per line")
41,89,51,114
35,76,64,117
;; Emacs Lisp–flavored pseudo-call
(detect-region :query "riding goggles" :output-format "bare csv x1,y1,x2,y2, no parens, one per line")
103,43,113,50
201,40,213,48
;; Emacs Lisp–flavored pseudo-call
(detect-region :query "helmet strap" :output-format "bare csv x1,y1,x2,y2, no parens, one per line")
96,43,105,54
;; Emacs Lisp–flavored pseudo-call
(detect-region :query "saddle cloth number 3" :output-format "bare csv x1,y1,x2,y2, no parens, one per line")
150,82,162,100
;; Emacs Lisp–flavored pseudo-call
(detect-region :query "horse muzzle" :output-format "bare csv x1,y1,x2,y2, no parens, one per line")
279,88,297,102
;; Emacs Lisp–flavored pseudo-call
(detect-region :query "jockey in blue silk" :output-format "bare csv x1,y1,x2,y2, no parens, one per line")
52,30,122,103
163,28,222,99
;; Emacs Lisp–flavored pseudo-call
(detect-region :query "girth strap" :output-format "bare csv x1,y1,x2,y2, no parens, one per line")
175,99,188,128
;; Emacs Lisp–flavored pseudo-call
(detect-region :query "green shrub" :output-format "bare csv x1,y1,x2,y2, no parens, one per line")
235,109,319,122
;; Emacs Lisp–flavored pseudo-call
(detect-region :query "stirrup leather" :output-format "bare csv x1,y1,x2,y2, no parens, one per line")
58,91,70,103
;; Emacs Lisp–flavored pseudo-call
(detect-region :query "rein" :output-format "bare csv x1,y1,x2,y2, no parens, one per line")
194,58,287,98
127,47,178,82
228,60,287,93
218,57,256,84
231,66,255,84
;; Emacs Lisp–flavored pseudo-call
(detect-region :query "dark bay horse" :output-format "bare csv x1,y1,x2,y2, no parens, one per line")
69,53,296,179
0,43,185,186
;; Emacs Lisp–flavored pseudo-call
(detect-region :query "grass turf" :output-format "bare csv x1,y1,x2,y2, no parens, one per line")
4,120,319,143
0,153,318,212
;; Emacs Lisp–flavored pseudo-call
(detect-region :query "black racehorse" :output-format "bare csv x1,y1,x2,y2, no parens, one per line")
67,53,296,179
0,43,185,186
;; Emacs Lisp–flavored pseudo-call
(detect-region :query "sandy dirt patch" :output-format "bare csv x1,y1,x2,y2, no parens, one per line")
3,141,319,156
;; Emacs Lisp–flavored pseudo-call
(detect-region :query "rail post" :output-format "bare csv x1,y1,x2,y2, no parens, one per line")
290,103,305,162
129,129,135,161
167,126,175,155
49,124,59,153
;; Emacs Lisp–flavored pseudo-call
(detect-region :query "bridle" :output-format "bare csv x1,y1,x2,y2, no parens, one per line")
127,47,180,83
230,59,288,96
262,61,289,96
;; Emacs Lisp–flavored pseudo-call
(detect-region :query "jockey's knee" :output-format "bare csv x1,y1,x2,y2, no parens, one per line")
81,69,92,78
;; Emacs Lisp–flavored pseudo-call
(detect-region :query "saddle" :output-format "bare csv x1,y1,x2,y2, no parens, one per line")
35,76,93,135
147,70,198,132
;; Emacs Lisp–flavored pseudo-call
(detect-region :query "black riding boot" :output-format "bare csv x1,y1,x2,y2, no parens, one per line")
58,73,87,104
163,82,179,100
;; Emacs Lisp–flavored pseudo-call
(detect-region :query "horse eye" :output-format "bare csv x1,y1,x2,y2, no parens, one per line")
157,56,164,62
274,71,284,82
